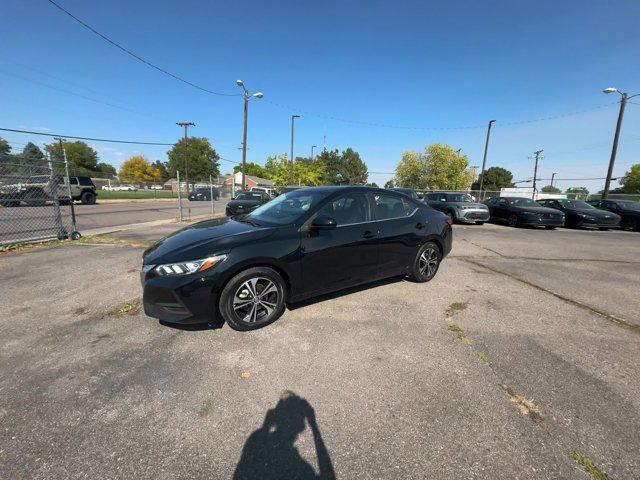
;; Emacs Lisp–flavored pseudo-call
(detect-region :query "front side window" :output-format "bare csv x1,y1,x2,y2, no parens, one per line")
316,192,371,226
446,193,473,202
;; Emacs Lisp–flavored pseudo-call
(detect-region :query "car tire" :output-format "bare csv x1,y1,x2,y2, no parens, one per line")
475,221,485,225
1,200,20,207
507,214,519,227
81,191,96,205
219,266,287,331
544,226,556,230
409,241,442,283
24,190,46,207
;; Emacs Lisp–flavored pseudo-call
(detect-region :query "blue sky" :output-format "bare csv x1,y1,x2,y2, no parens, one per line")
1,0,639,192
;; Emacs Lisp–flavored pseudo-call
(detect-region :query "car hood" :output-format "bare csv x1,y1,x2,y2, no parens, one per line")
142,217,275,265
513,206,562,215
227,199,261,208
567,208,619,218
450,202,487,209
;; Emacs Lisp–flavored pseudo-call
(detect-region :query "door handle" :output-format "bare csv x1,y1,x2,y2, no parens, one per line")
415,222,425,229
362,230,376,239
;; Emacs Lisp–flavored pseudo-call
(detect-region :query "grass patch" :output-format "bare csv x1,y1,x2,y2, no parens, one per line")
115,299,142,316
76,235,154,248
473,349,491,363
572,451,614,480
0,238,69,254
445,301,468,319
506,388,543,423
448,323,473,346
98,190,177,200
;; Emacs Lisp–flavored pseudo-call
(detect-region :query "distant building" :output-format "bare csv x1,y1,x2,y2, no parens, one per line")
225,172,274,191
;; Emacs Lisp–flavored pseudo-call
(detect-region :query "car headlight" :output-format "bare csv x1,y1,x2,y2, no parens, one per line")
154,254,227,276
577,213,594,220
523,211,538,216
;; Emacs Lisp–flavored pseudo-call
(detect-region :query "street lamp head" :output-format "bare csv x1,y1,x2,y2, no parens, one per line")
293,114,300,118
236,79,244,87
253,92,264,99
603,87,618,94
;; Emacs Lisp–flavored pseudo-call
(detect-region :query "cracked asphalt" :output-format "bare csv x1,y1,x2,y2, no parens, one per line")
1,222,639,479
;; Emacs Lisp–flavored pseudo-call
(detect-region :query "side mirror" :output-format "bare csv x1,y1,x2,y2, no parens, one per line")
311,216,337,230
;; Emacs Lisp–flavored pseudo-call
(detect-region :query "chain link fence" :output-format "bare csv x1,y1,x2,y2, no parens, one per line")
0,154,78,246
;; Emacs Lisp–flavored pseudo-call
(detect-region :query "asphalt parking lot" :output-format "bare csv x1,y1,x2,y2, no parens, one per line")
1,223,639,479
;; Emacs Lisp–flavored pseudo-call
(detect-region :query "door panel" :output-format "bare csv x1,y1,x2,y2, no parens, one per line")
300,192,378,294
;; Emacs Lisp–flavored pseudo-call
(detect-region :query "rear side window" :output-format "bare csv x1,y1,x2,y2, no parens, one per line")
78,177,94,186
374,194,414,220
69,177,79,185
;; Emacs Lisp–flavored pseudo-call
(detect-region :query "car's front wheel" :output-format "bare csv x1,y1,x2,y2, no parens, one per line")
219,267,287,331
507,214,519,227
81,191,96,205
409,241,442,283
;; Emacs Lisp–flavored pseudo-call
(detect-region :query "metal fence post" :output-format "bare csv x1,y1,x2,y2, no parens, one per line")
60,141,80,239
177,171,183,222
47,154,67,240
209,174,214,216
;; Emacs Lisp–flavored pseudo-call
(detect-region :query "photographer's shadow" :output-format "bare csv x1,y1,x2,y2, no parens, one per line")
233,391,336,480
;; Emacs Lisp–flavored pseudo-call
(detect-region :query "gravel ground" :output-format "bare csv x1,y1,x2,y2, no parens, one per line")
1,222,638,479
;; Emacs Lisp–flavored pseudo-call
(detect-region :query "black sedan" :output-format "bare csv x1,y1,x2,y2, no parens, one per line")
188,186,219,201
537,199,620,229
486,196,565,228
588,199,640,231
142,186,453,330
225,191,270,217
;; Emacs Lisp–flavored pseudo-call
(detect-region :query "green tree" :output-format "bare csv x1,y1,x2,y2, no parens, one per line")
620,163,640,193
264,154,325,189
540,185,561,193
96,162,117,176
471,166,515,192
384,179,395,189
119,156,161,185
338,148,368,185
166,137,220,181
316,149,342,184
395,144,474,190
152,160,170,182
45,141,99,173
566,186,589,196
366,182,379,188
232,162,269,179
0,137,10,156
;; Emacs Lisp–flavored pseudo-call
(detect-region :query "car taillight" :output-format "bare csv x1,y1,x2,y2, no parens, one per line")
446,219,453,226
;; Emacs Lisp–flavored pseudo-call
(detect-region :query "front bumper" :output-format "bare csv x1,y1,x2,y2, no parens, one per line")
141,269,221,324
456,208,490,223
226,206,251,216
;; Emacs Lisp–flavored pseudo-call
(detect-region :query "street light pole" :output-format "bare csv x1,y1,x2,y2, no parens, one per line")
478,119,496,200
602,87,640,198
290,115,300,182
176,122,195,195
550,172,558,188
310,145,317,162
236,80,264,192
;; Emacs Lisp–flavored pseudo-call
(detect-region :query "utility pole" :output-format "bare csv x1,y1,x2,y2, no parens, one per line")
478,119,496,200
236,80,263,191
54,137,79,239
176,122,195,195
290,115,300,182
603,92,627,199
550,172,558,188
532,150,544,199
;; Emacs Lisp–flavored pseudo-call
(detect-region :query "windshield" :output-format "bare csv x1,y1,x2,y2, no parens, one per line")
234,192,263,200
617,201,640,211
561,200,594,209
447,193,473,202
508,198,538,207
248,190,330,226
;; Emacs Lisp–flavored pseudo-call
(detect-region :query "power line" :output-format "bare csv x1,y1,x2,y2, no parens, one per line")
46,0,239,98
0,127,172,145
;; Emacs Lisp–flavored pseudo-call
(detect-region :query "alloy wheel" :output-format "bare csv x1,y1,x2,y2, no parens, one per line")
419,247,439,278
508,214,518,227
232,277,280,324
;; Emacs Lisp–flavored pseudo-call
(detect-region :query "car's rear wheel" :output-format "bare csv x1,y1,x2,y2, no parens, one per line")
544,226,556,230
475,221,484,225
409,241,442,283
507,214,519,227
81,191,96,205
220,267,287,331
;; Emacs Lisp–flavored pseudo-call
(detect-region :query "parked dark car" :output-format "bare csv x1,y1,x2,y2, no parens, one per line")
389,188,420,201
424,192,490,224
486,196,565,228
142,186,453,330
587,199,640,231
225,191,270,217
537,199,620,229
188,186,219,201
